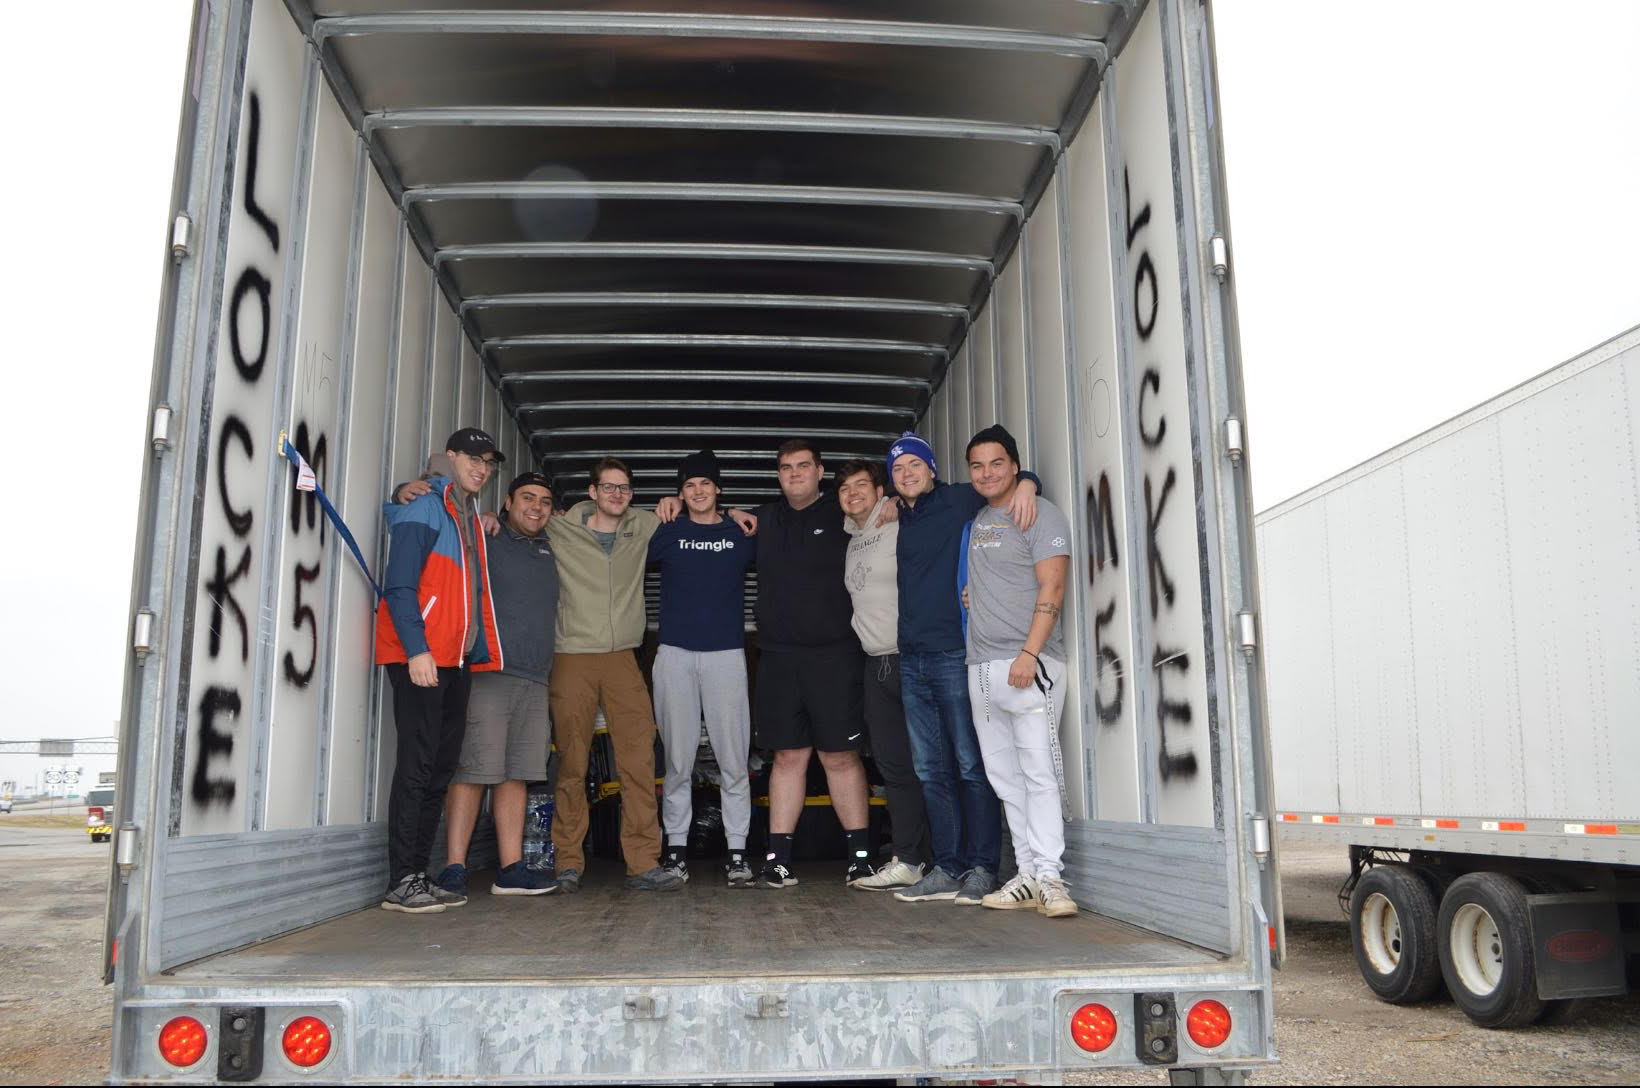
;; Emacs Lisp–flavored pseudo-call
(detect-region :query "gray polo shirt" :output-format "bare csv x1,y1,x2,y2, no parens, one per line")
965,497,1073,665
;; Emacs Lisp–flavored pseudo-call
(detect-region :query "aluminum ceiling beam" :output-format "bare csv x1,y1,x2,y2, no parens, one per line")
462,292,969,320
364,106,1060,152
539,449,832,462
434,242,993,274
533,426,900,442
488,333,943,356
501,369,929,390
314,12,1111,62
517,399,913,418
404,181,1022,221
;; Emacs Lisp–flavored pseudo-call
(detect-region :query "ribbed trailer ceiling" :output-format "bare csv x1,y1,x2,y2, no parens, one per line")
292,0,1129,500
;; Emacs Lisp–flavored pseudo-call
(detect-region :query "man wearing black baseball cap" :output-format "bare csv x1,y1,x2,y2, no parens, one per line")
432,471,560,901
374,428,505,913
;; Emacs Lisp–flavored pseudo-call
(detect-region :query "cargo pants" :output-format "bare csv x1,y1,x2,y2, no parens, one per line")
549,650,662,877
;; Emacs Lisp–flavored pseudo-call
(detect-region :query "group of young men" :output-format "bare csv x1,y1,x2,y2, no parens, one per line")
373,422,1080,921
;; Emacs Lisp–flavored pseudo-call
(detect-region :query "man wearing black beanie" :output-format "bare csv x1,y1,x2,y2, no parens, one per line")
647,450,758,886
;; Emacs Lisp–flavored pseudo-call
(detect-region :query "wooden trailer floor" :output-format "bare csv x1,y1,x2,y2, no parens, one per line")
170,860,1219,983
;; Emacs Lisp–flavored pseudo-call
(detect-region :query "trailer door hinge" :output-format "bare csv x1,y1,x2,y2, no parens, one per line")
1210,234,1228,281
151,403,173,451
1236,610,1257,652
116,824,139,880
171,213,192,262
1223,416,1244,464
1250,814,1271,860
133,608,157,661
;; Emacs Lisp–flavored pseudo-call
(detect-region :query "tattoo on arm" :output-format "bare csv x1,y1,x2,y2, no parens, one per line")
1034,602,1061,618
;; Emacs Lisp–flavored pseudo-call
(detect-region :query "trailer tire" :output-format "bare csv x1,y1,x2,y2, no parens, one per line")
1436,872,1544,1028
1348,864,1443,1003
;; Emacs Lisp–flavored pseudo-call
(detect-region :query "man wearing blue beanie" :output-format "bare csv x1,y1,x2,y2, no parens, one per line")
887,426,1041,908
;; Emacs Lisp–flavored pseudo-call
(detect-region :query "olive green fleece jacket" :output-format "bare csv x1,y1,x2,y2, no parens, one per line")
545,501,660,653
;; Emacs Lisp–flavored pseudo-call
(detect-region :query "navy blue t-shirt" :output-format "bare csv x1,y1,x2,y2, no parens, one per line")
647,517,757,651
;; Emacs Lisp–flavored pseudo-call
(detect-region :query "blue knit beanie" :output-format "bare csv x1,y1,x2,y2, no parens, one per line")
887,431,937,479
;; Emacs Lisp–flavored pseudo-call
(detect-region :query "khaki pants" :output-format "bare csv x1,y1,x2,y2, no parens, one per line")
549,651,661,876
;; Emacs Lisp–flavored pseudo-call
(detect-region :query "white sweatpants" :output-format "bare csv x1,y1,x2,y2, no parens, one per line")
968,654,1067,880
653,644,752,850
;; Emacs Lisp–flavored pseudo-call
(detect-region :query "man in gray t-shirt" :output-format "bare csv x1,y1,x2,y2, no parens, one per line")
960,425,1079,919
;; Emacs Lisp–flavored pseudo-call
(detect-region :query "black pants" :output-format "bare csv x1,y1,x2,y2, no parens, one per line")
862,653,930,867
385,663,471,884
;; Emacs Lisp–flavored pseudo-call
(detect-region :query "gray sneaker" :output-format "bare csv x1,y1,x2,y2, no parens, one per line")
381,872,444,914
954,867,997,905
625,866,686,892
892,865,962,903
553,868,582,895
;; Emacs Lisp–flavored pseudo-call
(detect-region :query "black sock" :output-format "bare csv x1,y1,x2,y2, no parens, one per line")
767,833,794,865
844,827,871,862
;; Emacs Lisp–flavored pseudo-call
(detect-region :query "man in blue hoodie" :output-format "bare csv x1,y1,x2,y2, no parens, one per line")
887,431,1038,908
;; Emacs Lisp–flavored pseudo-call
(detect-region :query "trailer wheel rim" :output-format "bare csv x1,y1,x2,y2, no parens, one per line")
1360,892,1403,975
1449,902,1503,996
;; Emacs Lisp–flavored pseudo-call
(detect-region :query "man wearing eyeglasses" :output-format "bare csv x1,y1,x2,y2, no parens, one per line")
545,457,755,893
375,428,506,913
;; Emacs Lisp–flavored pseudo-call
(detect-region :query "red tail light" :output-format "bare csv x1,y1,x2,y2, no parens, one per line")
1186,999,1232,1049
158,1015,208,1067
1069,1002,1118,1053
89,806,105,822
282,1016,332,1068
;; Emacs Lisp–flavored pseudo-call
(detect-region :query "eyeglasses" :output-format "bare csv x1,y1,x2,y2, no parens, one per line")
596,483,633,496
459,452,500,469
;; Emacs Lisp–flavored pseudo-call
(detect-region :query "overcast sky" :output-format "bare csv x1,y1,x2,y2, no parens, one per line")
0,1,1635,759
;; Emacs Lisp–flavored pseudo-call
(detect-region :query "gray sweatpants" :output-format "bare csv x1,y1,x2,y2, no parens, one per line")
653,644,752,851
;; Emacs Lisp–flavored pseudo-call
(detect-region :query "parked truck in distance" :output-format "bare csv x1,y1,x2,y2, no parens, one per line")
1257,326,1640,1028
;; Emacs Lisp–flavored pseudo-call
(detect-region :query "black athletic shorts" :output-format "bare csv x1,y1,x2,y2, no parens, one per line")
754,648,865,752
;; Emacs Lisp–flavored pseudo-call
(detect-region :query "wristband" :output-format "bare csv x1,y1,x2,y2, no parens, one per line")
1021,649,1039,662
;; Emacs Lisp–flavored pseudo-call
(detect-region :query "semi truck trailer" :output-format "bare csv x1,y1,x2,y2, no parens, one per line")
1257,326,1640,1028
108,0,1281,1080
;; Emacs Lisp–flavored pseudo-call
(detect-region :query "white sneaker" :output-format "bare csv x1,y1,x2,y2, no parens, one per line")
1037,875,1079,918
850,857,924,890
981,872,1040,910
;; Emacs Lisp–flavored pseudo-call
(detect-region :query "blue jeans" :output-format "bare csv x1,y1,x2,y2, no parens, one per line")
900,649,1001,875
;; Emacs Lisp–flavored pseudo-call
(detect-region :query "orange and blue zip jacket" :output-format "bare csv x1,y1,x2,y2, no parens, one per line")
373,475,502,670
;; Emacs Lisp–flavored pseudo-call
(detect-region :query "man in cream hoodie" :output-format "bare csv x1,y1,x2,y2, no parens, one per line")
838,459,930,890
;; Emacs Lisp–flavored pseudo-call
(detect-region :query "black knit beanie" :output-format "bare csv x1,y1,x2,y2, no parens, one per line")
677,448,722,491
966,423,1021,466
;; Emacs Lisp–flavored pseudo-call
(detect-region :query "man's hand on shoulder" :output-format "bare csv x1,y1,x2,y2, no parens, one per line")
728,508,758,536
479,511,500,536
874,499,903,528
656,496,682,523
1008,478,1039,531
395,479,433,504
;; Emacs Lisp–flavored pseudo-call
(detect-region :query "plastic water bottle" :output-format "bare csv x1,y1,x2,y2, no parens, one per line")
522,785,555,872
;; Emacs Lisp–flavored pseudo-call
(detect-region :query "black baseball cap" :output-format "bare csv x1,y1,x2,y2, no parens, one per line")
507,471,553,496
446,427,504,462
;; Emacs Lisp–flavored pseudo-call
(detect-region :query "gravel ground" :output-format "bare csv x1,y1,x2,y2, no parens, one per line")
0,821,112,1085
1,830,1635,1084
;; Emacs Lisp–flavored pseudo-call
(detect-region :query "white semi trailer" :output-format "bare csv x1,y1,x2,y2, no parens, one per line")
107,0,1282,1081
1258,326,1640,1028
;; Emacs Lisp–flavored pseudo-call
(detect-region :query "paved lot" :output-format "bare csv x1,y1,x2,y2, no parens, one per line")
0,828,1634,1084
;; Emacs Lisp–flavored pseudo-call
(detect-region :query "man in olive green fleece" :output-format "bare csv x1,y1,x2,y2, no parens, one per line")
546,456,755,892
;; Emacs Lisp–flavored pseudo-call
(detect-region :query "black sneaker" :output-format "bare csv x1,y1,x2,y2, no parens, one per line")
661,849,690,884
759,858,798,888
725,853,754,887
845,857,877,885
430,864,468,907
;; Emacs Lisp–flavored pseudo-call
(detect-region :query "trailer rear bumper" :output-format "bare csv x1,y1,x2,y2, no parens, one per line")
112,968,1275,1082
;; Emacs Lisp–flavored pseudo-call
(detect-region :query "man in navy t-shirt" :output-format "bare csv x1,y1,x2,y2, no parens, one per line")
647,450,758,886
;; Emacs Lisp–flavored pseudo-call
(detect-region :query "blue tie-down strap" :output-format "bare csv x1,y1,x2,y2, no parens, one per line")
278,431,385,601
957,518,972,638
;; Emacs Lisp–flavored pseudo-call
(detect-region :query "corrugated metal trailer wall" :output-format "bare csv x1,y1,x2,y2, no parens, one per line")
150,0,539,965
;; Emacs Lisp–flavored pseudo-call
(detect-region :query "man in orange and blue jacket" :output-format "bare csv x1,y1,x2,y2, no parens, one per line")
374,428,505,913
